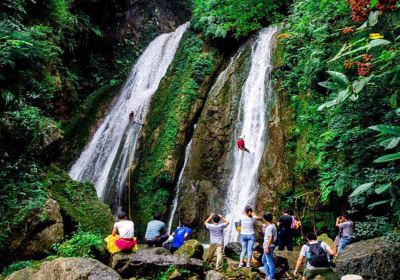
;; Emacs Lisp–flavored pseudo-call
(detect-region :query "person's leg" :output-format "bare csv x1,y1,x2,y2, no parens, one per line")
278,231,284,250
338,237,350,253
287,231,293,251
246,235,255,267
240,235,248,266
266,246,275,279
262,253,269,277
303,269,317,280
157,234,169,246
215,244,223,270
320,269,339,280
207,243,217,264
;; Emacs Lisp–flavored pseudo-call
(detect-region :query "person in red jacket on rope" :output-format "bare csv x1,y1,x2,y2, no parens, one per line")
237,135,250,153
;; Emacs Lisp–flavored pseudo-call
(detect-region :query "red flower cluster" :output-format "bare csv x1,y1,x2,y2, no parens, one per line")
342,27,356,35
347,0,370,22
355,62,372,76
344,59,355,69
376,0,397,12
363,53,373,62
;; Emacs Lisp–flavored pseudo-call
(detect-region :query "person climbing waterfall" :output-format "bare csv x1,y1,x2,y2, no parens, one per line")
237,135,250,153
112,211,136,252
128,111,134,123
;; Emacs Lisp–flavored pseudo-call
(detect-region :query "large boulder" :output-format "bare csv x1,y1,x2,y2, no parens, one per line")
224,242,242,259
110,247,204,278
335,237,400,280
173,239,204,259
205,270,226,280
6,257,121,280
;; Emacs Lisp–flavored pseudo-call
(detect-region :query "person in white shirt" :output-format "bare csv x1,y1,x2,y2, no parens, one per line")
239,206,259,268
112,211,136,251
263,213,277,280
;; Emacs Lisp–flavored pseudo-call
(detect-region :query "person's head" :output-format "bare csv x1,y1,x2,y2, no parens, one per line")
254,245,264,254
288,209,294,216
341,214,349,221
182,222,191,228
212,214,221,223
282,209,290,215
117,211,127,220
263,212,273,223
244,206,253,217
153,213,162,220
306,232,317,241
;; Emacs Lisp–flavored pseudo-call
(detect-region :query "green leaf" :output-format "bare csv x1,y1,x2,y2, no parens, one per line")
317,99,337,111
368,199,392,209
367,39,391,50
375,183,391,194
350,182,374,197
385,137,400,149
318,81,341,90
336,88,351,103
371,0,378,8
369,125,400,136
368,11,381,26
352,76,373,94
327,71,349,86
374,152,400,163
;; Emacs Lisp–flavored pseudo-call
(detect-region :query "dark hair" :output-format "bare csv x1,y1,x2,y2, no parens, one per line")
306,232,317,241
288,209,294,216
117,211,127,220
212,214,221,223
283,209,290,214
263,213,273,222
153,213,162,220
341,214,349,220
244,206,253,217
254,245,264,254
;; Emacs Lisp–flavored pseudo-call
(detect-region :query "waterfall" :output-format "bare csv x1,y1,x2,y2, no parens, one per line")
167,139,193,234
69,23,188,213
223,27,278,243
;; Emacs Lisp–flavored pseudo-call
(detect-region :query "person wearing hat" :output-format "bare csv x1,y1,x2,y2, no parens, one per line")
237,135,250,153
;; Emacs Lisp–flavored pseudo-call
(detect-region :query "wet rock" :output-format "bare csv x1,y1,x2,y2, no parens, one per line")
335,237,400,280
6,258,121,280
205,270,226,280
224,242,242,259
173,239,204,259
110,247,204,278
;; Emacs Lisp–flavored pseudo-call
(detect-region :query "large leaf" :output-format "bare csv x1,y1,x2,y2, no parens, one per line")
327,71,349,86
367,39,391,50
375,183,391,194
336,88,351,103
318,81,341,90
368,199,392,209
369,125,400,136
317,99,337,111
370,0,378,8
350,182,374,197
368,11,381,27
352,76,373,94
374,152,400,163
386,137,400,150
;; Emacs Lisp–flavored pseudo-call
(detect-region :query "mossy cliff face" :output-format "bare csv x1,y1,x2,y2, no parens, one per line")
129,30,223,235
176,42,253,233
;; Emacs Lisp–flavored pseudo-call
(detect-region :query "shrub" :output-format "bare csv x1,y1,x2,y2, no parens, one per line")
1,260,33,277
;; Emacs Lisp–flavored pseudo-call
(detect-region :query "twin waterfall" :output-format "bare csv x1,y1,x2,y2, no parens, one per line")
69,24,188,213
224,27,278,242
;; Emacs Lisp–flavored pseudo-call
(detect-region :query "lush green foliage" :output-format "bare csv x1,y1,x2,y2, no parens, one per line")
275,0,400,235
192,0,289,39
53,228,105,258
1,260,33,277
130,31,220,234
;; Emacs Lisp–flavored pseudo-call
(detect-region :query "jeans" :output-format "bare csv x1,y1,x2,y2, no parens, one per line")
240,234,255,263
278,228,293,251
262,246,275,279
338,236,351,253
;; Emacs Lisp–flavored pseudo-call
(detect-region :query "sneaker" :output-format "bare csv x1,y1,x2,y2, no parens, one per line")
246,263,251,268
238,263,245,268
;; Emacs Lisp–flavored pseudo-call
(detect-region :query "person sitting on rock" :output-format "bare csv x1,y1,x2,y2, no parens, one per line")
237,135,250,153
294,232,338,280
170,223,192,252
204,213,230,270
144,213,169,247
112,211,136,252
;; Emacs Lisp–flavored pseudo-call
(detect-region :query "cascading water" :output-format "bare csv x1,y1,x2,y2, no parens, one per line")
69,23,188,213
223,27,278,243
167,139,193,234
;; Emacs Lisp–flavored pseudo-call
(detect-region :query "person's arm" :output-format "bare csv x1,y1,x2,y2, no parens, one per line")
184,233,189,241
219,215,230,225
204,213,214,225
336,217,341,227
293,256,305,277
325,243,335,256
252,212,259,219
112,227,118,236
265,235,273,254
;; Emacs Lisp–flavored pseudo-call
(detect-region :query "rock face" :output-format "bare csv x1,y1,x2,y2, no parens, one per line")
173,239,204,259
177,41,253,236
6,258,121,280
110,247,204,278
1,199,64,267
205,270,226,280
224,242,242,259
335,237,400,280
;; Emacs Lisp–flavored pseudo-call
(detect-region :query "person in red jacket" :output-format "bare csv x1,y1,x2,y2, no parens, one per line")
237,135,250,153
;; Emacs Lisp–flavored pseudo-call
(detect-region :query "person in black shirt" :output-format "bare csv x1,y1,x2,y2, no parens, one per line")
278,209,293,251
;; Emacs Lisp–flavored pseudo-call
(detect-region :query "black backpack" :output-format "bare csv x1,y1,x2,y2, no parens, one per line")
306,241,330,267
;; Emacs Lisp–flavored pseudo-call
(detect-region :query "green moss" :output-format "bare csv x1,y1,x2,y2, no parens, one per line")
45,167,114,236
130,31,221,234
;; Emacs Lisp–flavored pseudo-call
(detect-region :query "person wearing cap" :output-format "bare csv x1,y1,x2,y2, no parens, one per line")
112,211,136,251
237,135,250,153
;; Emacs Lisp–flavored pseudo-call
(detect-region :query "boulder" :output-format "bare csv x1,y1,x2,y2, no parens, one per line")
318,233,334,249
205,270,226,280
335,237,400,280
341,275,363,280
110,247,204,278
224,242,242,259
173,240,204,259
6,258,121,280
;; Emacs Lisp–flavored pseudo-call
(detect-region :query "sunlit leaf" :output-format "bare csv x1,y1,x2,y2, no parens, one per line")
375,183,391,194
317,99,337,111
370,0,378,8
367,39,391,50
327,71,349,86
318,81,341,90
350,182,374,197
369,125,400,136
368,11,381,27
385,137,400,150
374,152,400,163
368,199,392,209
352,76,373,94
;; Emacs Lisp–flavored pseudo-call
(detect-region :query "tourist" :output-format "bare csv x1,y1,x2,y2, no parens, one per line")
293,232,338,280
112,211,136,252
144,213,169,247
336,215,354,253
237,135,250,153
239,206,259,268
204,213,229,270
170,223,192,252
277,209,293,251
263,213,277,280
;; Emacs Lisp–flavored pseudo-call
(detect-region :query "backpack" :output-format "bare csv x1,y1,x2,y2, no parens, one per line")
291,217,298,229
306,241,330,267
